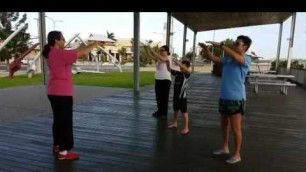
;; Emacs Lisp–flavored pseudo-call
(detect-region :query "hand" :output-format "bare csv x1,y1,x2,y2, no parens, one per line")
198,42,209,49
205,41,221,47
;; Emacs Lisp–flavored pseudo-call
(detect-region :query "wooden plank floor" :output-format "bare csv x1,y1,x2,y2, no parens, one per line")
0,73,306,172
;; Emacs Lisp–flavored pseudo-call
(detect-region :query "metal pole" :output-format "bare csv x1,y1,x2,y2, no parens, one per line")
170,19,174,55
133,12,140,93
276,22,283,71
286,12,296,70
211,30,216,68
38,12,48,85
192,31,197,73
182,24,187,57
166,12,171,47
212,30,216,54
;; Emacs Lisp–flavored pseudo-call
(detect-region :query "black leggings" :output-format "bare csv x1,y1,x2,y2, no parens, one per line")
48,95,74,151
155,79,171,115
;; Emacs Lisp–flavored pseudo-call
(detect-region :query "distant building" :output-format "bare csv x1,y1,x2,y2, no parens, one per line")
87,34,116,45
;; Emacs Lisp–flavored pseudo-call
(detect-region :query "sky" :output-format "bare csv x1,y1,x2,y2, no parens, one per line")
24,12,306,60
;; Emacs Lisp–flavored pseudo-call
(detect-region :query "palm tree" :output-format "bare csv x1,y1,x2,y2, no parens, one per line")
118,47,127,60
145,39,153,45
106,31,116,41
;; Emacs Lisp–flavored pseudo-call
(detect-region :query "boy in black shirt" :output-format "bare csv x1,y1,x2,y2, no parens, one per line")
167,59,191,134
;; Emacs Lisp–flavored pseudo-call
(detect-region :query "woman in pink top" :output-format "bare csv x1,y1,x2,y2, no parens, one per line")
42,31,99,160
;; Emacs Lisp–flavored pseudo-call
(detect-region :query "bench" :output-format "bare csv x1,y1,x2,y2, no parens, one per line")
248,81,296,95
247,74,296,95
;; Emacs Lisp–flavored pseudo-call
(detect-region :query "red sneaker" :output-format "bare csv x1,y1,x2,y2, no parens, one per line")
58,151,80,160
53,146,60,153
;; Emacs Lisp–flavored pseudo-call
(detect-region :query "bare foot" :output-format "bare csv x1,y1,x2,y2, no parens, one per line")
180,129,189,135
168,124,178,129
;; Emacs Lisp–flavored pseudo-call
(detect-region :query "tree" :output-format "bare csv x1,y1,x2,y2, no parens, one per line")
198,38,235,77
145,40,153,45
130,38,134,52
129,38,160,65
185,51,196,61
172,53,179,59
139,39,154,65
106,31,116,41
118,47,127,60
0,12,30,70
199,38,235,62
270,59,305,70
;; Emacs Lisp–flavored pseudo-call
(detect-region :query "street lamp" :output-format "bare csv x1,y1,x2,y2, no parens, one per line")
45,16,63,30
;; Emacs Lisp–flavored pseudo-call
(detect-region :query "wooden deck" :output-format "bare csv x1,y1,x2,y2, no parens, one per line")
0,73,306,172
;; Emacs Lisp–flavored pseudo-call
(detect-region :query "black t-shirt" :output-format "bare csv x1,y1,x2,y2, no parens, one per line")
171,69,190,100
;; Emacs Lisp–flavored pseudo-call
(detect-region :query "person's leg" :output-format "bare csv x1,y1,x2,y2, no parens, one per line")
226,100,245,164
154,79,162,116
160,80,171,116
164,80,171,115
66,96,74,150
169,97,179,128
180,99,189,134
214,99,231,154
48,95,60,152
56,96,74,151
181,112,189,134
229,113,242,160
56,97,69,151
221,115,230,151
168,110,179,128
57,96,79,160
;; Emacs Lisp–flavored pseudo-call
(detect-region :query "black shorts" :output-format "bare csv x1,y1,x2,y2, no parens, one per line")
173,98,187,113
218,98,246,116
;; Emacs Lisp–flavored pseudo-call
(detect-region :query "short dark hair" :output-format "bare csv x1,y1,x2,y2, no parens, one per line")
182,60,190,67
237,35,252,52
160,45,170,55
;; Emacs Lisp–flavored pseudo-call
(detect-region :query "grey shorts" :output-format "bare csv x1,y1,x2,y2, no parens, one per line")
218,98,246,116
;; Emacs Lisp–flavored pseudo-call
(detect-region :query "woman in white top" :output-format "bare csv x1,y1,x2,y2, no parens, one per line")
145,45,172,118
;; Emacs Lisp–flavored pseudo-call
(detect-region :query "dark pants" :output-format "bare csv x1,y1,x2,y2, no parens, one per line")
155,79,171,116
48,95,74,151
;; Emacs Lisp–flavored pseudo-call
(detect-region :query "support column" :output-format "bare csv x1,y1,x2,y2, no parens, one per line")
182,24,187,57
286,12,296,70
133,12,140,92
192,31,197,73
275,22,283,71
38,12,48,85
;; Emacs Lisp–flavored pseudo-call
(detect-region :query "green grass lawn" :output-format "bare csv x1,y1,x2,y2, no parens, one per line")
0,72,155,89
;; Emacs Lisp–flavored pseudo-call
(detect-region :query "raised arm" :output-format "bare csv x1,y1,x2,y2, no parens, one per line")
143,46,158,61
76,42,100,59
146,46,168,62
174,60,191,74
206,41,246,65
198,42,221,64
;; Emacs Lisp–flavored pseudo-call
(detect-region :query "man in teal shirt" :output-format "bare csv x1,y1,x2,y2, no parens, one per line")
199,35,252,164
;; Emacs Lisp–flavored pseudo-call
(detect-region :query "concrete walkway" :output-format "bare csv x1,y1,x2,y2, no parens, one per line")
0,85,128,124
